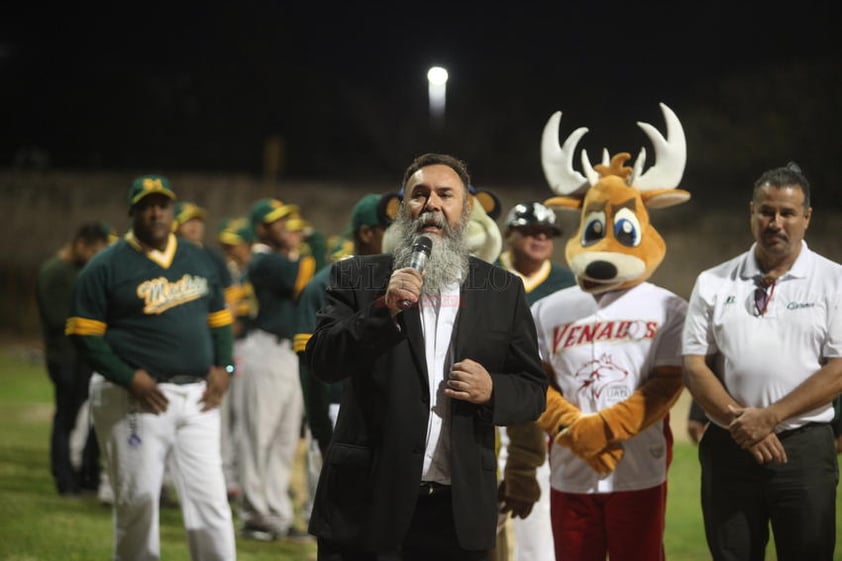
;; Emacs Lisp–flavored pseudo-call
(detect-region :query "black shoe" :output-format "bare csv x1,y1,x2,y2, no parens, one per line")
240,518,278,542
59,488,82,499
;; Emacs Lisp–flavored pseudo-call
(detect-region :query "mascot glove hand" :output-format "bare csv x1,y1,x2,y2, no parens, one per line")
498,479,538,519
585,445,625,475
554,413,611,459
537,386,582,436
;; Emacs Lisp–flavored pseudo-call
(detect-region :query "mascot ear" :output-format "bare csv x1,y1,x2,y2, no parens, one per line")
544,196,583,212
472,190,502,220
465,202,503,263
640,189,691,209
378,192,402,225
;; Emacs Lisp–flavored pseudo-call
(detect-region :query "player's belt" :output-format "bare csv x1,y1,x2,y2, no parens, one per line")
161,375,207,385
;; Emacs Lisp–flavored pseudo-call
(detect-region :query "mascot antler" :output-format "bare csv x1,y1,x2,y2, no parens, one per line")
541,103,687,204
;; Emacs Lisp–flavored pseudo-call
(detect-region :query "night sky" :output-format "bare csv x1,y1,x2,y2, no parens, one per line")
3,2,841,205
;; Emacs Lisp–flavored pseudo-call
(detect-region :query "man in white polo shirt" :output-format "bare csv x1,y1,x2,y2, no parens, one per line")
682,162,842,561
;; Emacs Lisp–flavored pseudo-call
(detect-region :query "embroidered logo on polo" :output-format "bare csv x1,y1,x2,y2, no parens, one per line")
551,320,658,353
137,274,209,314
786,302,816,310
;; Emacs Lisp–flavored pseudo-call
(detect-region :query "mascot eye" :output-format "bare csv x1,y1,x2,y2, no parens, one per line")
581,211,606,246
613,208,642,247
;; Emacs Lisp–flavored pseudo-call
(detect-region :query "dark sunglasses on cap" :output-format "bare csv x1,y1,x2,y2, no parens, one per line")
515,226,557,238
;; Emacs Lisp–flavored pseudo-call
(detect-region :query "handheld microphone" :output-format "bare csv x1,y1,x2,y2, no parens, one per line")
398,235,433,309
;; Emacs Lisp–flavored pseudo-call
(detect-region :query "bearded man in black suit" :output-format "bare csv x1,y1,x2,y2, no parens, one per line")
305,153,547,561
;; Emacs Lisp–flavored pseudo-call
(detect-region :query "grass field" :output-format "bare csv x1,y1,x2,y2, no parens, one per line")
0,340,839,560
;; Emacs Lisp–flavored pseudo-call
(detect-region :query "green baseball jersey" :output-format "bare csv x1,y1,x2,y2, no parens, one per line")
525,262,576,305
248,245,315,339
497,252,576,306
228,266,256,339
67,233,233,386
293,263,339,451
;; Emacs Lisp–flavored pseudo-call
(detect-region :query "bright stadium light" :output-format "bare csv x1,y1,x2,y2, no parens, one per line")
427,66,448,128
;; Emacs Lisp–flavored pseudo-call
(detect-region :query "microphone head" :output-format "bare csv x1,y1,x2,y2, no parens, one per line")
412,235,433,257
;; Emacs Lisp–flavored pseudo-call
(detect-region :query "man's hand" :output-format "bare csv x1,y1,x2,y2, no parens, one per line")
200,366,230,412
728,404,778,448
384,267,424,316
129,369,168,414
747,433,787,464
445,359,493,404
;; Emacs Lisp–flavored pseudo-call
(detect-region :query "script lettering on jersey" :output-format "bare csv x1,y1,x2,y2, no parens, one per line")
551,320,658,354
137,274,209,315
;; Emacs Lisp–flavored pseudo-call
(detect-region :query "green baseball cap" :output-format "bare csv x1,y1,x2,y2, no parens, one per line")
217,217,254,246
249,198,299,228
128,175,177,206
173,201,206,226
350,193,389,233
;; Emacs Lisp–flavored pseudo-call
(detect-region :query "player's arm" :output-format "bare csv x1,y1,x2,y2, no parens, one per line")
65,324,169,412
209,311,235,372
206,256,236,377
201,288,235,411
64,325,135,387
294,276,335,455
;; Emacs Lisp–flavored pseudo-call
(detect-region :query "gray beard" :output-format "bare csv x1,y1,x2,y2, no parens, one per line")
391,208,470,295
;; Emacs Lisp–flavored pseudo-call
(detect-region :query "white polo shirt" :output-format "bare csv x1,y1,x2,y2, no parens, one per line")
682,241,842,431
531,282,687,494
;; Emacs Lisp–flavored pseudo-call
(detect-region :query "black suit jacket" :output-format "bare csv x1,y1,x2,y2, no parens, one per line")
304,254,547,552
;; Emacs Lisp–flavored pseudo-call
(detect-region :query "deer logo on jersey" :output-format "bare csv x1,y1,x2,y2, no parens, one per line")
573,354,631,401
540,103,690,294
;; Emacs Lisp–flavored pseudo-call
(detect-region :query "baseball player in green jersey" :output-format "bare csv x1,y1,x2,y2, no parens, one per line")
216,216,256,500
293,193,390,456
498,201,576,304
173,200,236,306
36,222,110,496
237,197,316,540
66,175,237,561
292,193,389,529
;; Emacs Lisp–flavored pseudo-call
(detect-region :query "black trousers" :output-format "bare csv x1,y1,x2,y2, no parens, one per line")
316,487,489,561
47,359,100,494
699,422,838,561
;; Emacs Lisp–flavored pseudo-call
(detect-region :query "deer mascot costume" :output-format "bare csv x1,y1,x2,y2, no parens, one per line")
531,103,689,561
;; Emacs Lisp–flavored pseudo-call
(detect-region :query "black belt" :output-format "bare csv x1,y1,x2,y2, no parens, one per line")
777,422,829,438
160,375,206,385
419,481,451,496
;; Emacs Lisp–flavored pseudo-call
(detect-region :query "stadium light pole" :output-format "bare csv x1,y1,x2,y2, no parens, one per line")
427,66,448,129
